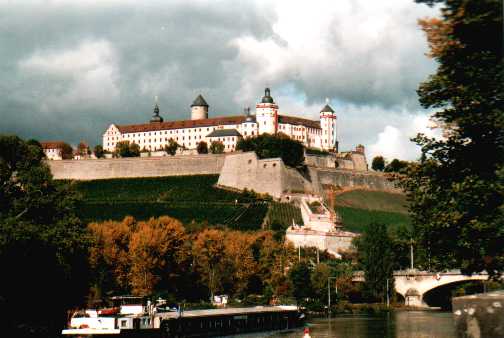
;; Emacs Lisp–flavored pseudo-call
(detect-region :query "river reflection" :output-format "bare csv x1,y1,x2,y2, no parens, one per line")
230,311,456,338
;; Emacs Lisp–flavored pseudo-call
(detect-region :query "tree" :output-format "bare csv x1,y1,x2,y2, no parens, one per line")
384,159,408,173
77,141,89,157
129,217,188,296
129,142,140,157
165,139,179,156
289,261,313,304
94,145,104,158
236,133,304,167
0,135,90,337
197,141,208,154
192,229,227,300
371,156,385,171
354,223,394,302
61,142,73,159
88,217,134,296
115,141,140,158
209,140,225,154
402,0,504,276
311,263,331,301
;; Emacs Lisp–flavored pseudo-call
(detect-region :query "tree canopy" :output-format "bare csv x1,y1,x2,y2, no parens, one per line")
402,0,504,276
0,135,90,337
236,133,304,167
371,156,385,171
209,140,225,154
353,222,394,302
115,141,140,157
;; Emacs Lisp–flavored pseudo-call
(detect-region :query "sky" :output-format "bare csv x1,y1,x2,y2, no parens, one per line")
0,0,441,161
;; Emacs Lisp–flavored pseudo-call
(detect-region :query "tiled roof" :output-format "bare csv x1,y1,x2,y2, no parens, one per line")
278,115,321,129
40,141,66,149
206,129,242,137
115,114,320,134
116,116,246,134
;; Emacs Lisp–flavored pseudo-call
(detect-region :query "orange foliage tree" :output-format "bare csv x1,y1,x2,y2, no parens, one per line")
129,217,189,296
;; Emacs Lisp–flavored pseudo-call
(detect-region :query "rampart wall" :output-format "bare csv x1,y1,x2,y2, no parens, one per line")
311,168,401,194
47,154,226,180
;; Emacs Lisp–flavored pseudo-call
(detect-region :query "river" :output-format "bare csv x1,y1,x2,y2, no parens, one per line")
230,311,457,338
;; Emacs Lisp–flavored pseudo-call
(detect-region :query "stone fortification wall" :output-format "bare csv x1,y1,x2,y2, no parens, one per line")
48,154,226,180
312,168,401,194
305,152,368,171
217,152,288,198
218,152,401,198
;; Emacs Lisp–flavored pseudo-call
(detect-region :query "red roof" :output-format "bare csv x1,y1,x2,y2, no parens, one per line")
40,141,66,149
278,115,321,129
115,114,320,134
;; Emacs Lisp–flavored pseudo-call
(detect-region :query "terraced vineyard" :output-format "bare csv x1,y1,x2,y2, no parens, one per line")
73,175,267,231
334,189,411,233
266,202,303,228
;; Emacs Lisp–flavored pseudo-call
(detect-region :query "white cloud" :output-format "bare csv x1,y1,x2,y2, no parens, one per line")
367,113,442,161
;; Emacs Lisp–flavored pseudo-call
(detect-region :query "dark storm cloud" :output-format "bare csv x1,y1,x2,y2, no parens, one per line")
0,1,275,145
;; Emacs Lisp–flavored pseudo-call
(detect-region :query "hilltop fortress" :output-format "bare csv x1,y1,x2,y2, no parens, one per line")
102,88,366,171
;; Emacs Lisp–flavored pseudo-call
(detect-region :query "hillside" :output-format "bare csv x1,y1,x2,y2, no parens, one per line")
334,189,411,233
72,177,411,234
73,175,268,231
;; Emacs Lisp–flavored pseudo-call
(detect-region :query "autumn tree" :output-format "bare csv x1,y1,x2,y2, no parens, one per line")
129,217,189,296
88,217,135,296
403,0,504,275
192,229,227,300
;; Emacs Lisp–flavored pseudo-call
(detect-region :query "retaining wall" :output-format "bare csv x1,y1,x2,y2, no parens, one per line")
47,154,226,180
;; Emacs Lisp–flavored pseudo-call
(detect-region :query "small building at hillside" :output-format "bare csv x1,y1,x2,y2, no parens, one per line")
286,195,358,258
41,141,66,160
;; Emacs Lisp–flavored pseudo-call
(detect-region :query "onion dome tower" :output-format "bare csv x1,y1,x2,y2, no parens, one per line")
191,94,209,120
150,97,164,123
256,88,278,135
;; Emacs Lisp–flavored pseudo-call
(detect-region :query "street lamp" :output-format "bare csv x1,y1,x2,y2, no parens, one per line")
327,277,338,316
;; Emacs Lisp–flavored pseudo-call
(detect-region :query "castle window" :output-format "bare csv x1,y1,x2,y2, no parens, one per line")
263,164,267,168
248,159,252,164
273,163,277,167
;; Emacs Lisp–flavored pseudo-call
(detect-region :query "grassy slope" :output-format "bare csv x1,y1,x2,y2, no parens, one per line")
73,175,267,230
334,190,411,233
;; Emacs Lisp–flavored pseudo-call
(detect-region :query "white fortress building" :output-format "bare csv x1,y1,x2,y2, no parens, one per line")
103,88,340,154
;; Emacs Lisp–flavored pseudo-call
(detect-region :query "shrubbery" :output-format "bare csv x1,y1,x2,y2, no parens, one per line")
236,133,304,167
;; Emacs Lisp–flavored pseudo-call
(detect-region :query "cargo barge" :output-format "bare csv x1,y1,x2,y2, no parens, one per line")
62,297,304,337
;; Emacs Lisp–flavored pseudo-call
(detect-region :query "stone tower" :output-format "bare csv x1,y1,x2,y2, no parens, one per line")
191,94,209,120
320,101,337,150
255,88,278,135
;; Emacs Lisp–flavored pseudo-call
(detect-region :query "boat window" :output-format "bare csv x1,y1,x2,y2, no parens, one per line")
121,320,128,328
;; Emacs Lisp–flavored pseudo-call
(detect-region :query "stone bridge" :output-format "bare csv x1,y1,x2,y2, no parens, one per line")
353,269,490,307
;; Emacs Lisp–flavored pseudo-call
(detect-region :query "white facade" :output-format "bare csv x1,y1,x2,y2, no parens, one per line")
41,141,65,160
102,88,338,154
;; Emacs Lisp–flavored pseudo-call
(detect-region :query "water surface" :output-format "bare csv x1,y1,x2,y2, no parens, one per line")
230,311,456,338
